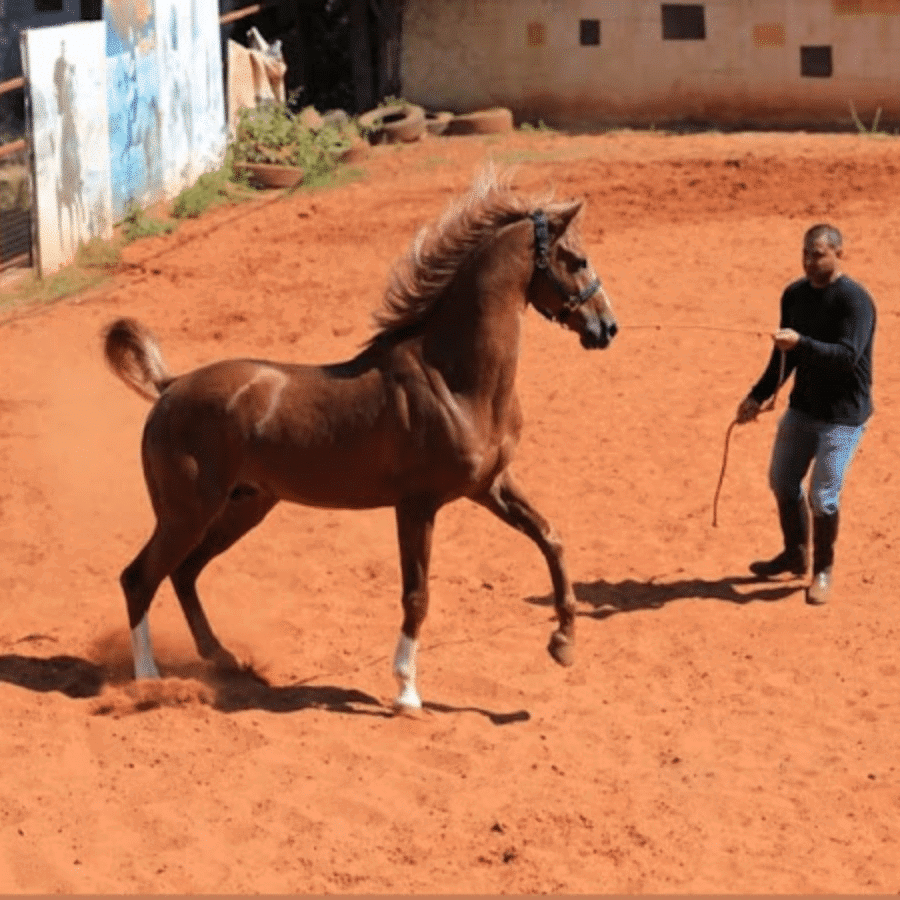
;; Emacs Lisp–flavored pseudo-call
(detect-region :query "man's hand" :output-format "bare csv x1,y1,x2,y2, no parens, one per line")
736,396,761,424
773,328,800,350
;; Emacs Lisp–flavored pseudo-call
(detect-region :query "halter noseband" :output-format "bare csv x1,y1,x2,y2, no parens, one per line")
530,209,600,322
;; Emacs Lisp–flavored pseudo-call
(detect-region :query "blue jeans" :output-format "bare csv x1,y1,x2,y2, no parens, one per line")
769,408,867,516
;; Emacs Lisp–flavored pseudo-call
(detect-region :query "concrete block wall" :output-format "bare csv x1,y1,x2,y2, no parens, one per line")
400,0,900,130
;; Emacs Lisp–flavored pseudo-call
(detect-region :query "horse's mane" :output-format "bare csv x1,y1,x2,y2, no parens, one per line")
366,168,553,348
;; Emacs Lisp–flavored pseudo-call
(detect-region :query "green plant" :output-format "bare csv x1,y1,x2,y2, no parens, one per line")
232,104,355,165
120,201,176,242
232,104,300,164
172,167,234,218
76,236,120,269
300,122,354,179
378,95,412,110
849,100,884,135
230,103,357,186
519,119,556,133
8,265,107,310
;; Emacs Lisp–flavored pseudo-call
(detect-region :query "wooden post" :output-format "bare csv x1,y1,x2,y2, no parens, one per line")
378,0,403,102
0,139,26,160
348,0,375,113
0,76,26,95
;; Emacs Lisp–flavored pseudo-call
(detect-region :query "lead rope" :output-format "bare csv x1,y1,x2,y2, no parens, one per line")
711,349,786,527
621,324,789,527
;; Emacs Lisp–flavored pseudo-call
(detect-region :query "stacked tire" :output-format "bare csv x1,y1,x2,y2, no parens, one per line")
357,103,516,144
444,108,514,136
424,111,454,136
359,104,427,144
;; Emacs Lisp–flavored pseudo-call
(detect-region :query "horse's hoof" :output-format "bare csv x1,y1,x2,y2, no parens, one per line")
207,648,242,673
392,700,425,719
393,678,422,713
548,631,575,667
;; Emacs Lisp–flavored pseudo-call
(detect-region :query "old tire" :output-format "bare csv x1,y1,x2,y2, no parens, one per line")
359,103,426,144
424,110,454,136
445,107,514,136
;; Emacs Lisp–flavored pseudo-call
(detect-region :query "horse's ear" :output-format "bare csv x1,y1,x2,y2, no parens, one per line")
546,199,583,238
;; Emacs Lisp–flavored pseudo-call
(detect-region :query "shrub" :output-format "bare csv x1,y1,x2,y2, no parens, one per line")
121,201,176,242
231,103,357,182
172,168,234,219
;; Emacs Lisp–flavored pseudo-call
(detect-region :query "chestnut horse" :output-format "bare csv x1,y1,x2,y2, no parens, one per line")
103,172,618,710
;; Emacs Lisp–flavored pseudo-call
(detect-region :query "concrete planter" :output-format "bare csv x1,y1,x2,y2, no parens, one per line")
233,162,304,189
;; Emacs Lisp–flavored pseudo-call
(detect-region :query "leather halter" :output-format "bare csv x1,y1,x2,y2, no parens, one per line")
530,209,600,322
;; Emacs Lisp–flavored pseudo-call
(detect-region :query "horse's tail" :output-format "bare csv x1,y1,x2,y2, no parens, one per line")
103,318,175,403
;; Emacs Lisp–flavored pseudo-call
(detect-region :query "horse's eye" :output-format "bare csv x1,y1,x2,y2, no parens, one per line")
575,257,588,270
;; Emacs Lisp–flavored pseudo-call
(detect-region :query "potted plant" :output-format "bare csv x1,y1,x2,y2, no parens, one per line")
231,104,358,188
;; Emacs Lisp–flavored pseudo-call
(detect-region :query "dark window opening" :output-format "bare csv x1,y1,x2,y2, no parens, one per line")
580,19,601,46
35,0,65,11
80,0,103,19
801,45,833,77
661,4,706,40
527,21,545,47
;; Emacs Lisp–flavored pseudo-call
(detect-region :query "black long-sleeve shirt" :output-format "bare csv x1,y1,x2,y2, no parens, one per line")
750,274,876,426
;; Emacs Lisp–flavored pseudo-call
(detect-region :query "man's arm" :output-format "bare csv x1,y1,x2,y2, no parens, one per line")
794,284,874,372
747,290,796,405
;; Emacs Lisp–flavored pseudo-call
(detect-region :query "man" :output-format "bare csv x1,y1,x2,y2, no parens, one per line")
736,224,876,605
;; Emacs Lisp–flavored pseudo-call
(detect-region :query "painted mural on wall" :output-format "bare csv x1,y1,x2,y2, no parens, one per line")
104,0,162,217
22,22,113,275
189,0,227,178
21,5,226,273
104,0,225,217
155,0,227,195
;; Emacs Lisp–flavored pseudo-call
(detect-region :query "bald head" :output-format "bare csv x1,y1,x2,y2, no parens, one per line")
804,223,842,253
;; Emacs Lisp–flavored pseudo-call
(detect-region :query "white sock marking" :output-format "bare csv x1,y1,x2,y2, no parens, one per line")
392,633,421,709
131,615,161,679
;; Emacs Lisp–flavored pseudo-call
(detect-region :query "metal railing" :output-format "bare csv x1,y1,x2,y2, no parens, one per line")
0,74,30,271
0,76,26,159
220,1,281,26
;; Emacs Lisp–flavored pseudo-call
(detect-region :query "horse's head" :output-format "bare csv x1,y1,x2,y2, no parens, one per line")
527,201,618,349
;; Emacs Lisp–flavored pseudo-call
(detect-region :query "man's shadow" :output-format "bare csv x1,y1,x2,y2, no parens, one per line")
527,574,802,619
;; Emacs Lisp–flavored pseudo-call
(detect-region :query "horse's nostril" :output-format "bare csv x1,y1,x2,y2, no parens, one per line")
608,322,618,338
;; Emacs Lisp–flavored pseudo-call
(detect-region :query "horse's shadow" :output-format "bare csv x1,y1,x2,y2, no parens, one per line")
204,669,528,724
0,650,528,725
0,651,387,714
1,574,793,718
528,573,802,618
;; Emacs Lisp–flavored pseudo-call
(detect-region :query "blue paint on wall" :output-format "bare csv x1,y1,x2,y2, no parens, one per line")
103,0,224,218
104,5,162,218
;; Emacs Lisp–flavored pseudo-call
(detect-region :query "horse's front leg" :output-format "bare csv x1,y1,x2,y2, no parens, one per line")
393,496,437,712
473,470,576,667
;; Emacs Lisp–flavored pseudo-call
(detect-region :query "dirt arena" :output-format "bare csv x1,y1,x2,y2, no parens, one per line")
1,126,898,893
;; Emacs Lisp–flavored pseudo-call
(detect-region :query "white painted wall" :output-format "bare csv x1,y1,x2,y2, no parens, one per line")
400,0,900,130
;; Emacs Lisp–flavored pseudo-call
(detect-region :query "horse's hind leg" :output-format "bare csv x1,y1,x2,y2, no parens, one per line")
170,487,277,671
122,519,213,679
392,496,438,711
124,448,233,679
472,470,577,667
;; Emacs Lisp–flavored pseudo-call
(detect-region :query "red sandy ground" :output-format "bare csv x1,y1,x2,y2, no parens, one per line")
0,127,898,894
